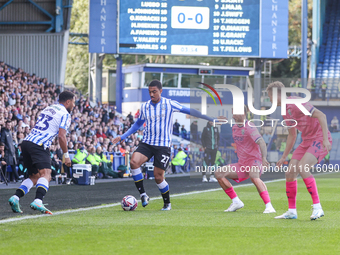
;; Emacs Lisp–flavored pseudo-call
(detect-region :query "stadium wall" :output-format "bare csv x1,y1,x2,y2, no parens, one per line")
0,31,69,85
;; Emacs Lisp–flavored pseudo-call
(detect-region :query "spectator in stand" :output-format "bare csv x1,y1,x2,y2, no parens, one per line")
295,79,302,88
171,148,187,174
127,112,134,123
68,141,74,151
1,121,19,182
181,125,187,139
86,146,100,177
8,93,16,106
12,132,18,146
134,109,140,119
17,132,25,144
96,127,107,139
0,142,7,183
190,121,198,142
331,116,339,132
324,153,330,167
173,119,180,136
87,125,96,137
321,81,327,101
119,145,126,156
72,146,88,165
101,110,109,124
311,80,316,100
115,117,122,127
21,117,30,128
50,145,61,177
95,146,115,178
279,140,286,158
172,145,178,158
13,109,22,121
201,121,219,183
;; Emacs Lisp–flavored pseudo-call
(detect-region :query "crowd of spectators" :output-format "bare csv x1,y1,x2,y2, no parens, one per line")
0,61,192,183
173,119,189,140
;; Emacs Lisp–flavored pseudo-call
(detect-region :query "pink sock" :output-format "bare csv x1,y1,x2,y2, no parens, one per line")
286,180,297,209
225,187,237,200
303,176,320,204
259,191,271,204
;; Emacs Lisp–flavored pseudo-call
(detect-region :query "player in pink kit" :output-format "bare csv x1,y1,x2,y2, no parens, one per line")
215,106,276,213
266,81,332,220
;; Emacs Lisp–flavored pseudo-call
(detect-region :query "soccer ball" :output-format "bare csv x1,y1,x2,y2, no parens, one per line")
121,195,138,211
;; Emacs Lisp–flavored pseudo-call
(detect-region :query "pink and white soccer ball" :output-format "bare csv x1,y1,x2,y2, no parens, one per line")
121,195,138,211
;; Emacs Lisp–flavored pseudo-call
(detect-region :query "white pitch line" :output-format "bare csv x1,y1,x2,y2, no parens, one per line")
0,178,287,224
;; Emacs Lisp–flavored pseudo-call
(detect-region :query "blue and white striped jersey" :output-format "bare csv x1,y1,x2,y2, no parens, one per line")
24,104,71,149
140,97,183,147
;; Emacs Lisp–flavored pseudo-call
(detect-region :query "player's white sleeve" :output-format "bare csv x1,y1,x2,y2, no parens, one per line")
170,100,183,112
59,113,71,130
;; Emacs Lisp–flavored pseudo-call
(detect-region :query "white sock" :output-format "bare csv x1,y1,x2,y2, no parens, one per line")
36,177,49,190
313,203,322,209
34,198,43,204
13,195,19,200
288,208,297,214
265,202,273,209
17,178,34,198
131,168,141,176
232,196,241,203
140,192,146,198
156,180,168,190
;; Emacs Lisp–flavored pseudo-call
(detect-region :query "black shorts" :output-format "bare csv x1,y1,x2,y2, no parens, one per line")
21,141,51,175
135,142,171,170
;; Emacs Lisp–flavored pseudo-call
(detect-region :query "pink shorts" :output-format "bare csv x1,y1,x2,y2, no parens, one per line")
229,159,262,183
292,138,332,163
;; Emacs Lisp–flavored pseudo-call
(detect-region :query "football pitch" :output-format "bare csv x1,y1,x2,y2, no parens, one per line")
1,176,339,255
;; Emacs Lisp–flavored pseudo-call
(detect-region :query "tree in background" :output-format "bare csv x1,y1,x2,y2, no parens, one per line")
271,0,313,79
65,0,89,93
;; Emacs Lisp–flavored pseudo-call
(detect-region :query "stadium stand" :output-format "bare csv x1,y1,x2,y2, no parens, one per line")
0,61,195,183
316,0,340,99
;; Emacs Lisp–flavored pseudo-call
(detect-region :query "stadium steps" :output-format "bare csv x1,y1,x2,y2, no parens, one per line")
316,0,340,97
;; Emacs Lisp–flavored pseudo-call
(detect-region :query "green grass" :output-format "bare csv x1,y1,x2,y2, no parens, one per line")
1,177,340,255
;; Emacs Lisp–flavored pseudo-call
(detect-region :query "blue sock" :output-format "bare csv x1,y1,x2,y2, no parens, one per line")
15,178,33,198
157,180,170,204
131,168,145,194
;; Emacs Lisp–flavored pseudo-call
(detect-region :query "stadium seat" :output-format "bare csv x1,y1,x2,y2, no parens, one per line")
316,0,340,90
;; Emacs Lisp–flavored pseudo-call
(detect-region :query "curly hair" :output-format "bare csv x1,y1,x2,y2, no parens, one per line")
266,81,285,94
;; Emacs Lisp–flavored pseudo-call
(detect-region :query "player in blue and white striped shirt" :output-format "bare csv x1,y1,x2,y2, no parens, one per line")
8,91,75,215
113,80,213,210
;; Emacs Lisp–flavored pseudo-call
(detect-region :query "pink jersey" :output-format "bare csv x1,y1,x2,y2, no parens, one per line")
282,96,331,141
232,121,262,164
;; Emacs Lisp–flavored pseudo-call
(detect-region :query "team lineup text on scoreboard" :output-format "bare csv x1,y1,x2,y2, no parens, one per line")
119,0,262,56
90,0,288,57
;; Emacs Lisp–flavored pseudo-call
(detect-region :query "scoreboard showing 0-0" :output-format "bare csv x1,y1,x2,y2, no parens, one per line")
118,0,288,58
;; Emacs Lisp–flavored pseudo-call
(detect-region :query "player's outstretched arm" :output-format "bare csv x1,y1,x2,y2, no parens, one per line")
256,138,269,167
277,127,297,167
180,106,214,122
115,118,145,143
312,109,332,152
58,128,71,167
